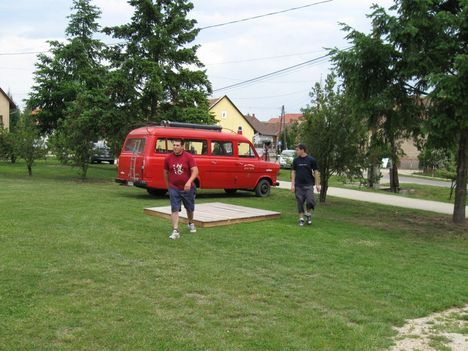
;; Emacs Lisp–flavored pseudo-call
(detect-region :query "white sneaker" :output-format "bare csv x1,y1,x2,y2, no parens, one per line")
188,222,197,233
305,214,312,225
169,229,180,240
298,218,305,227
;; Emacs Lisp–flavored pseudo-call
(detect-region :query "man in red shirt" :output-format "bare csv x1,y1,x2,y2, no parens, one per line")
164,139,199,240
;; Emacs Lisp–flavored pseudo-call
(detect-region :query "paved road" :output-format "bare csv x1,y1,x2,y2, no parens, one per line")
277,181,467,217
381,175,453,188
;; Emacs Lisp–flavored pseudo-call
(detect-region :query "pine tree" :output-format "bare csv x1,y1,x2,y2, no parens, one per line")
104,0,213,128
28,0,108,178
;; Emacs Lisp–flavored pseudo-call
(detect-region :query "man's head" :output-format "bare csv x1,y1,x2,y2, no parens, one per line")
172,138,185,155
295,143,307,157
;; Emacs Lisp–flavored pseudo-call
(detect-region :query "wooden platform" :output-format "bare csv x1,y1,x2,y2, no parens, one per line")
144,202,281,228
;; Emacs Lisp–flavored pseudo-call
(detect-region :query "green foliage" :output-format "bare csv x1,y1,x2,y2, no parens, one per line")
103,0,214,131
331,25,422,192
13,111,46,176
333,0,467,222
0,128,16,162
27,0,109,178
301,73,367,202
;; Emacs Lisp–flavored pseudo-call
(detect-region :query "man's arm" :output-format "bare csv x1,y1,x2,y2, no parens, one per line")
314,170,321,192
290,170,295,192
164,169,170,189
184,166,199,191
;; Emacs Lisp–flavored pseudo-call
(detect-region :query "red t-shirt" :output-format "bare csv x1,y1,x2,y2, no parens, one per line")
164,151,197,190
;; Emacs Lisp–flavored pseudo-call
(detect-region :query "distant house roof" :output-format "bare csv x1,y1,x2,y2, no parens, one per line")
208,95,257,131
244,114,280,136
0,87,17,109
267,113,303,124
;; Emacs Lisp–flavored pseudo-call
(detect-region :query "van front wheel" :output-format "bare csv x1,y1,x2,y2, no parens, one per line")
255,179,271,197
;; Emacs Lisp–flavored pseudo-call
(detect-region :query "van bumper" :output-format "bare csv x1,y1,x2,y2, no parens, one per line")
114,178,147,188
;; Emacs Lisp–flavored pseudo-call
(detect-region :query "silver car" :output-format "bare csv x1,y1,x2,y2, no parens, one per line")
279,149,295,169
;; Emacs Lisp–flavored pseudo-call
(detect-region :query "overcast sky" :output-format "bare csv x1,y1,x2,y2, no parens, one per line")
0,0,394,121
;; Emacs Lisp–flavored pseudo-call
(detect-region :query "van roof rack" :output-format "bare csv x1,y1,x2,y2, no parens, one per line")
160,120,222,132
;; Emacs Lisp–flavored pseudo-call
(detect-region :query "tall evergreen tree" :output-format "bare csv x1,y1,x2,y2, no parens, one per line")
103,0,213,129
28,0,108,178
332,28,421,193
359,0,467,223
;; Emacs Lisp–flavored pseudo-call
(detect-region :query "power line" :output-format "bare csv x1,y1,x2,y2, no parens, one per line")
0,1,334,56
199,0,333,30
204,49,327,66
213,53,332,92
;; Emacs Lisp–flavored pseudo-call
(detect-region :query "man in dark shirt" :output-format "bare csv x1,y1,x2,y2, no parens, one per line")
291,144,321,226
164,138,199,239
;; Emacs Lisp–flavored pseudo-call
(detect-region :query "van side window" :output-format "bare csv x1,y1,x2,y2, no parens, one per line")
211,141,233,156
238,142,256,158
155,138,169,153
124,138,146,154
184,139,208,155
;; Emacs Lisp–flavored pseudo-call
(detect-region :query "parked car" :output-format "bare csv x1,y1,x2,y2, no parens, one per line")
91,141,115,164
279,149,295,169
116,121,280,197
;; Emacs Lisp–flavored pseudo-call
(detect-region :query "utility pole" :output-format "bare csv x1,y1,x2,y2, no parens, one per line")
277,105,285,155
282,105,288,150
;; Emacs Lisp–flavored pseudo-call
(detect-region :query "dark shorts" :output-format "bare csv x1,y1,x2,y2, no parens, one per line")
168,187,196,213
295,185,315,213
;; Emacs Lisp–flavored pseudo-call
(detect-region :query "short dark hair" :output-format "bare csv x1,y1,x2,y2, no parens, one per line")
172,138,185,146
295,143,306,152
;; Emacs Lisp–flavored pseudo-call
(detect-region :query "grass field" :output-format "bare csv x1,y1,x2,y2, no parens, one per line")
1,160,467,350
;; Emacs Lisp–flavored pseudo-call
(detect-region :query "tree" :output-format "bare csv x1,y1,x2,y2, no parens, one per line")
14,111,46,176
331,28,421,193
103,0,214,132
28,0,109,178
367,0,467,223
301,73,367,202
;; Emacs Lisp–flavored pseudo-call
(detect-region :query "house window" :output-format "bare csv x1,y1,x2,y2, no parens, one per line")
221,111,228,119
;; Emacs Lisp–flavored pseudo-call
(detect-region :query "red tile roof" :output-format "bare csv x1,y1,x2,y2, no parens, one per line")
267,113,303,124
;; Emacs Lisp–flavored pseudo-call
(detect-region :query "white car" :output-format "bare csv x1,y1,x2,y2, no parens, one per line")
279,150,295,169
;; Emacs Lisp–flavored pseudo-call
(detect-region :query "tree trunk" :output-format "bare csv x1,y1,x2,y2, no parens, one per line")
319,178,328,203
389,140,400,193
453,130,467,224
27,164,32,176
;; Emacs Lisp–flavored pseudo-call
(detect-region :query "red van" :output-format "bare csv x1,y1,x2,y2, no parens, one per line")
116,121,280,197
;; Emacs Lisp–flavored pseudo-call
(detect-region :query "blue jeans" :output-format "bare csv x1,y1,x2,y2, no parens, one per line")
168,187,196,213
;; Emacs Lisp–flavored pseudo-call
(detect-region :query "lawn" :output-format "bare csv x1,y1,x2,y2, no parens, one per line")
1,160,467,351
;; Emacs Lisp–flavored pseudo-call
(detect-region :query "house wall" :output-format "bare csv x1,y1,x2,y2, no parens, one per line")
0,93,10,131
399,139,420,170
209,98,255,142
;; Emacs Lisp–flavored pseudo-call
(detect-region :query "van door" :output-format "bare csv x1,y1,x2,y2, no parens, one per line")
209,140,237,189
125,138,146,184
236,142,258,188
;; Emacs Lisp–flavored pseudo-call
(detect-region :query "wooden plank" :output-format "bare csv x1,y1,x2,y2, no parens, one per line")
144,202,280,228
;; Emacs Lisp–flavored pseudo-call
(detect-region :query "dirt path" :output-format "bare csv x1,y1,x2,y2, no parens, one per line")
390,305,468,351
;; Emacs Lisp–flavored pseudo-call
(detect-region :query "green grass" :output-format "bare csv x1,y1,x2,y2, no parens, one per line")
1,160,467,350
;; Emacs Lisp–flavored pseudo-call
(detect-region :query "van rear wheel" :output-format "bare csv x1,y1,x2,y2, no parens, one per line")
147,188,167,197
255,179,271,197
